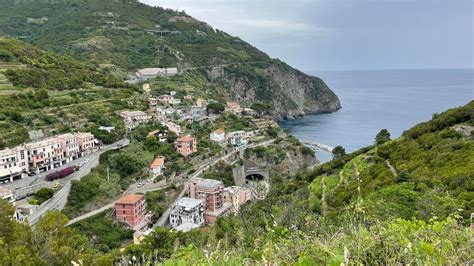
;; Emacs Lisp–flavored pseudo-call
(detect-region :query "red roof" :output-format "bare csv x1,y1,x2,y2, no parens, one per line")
213,128,225,134
116,194,144,205
150,156,165,168
177,135,195,142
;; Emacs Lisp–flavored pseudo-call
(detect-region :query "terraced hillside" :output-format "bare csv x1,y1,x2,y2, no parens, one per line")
0,39,141,148
0,0,341,119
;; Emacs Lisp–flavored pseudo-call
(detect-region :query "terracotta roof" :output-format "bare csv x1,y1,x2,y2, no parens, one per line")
213,128,225,134
116,194,144,205
150,156,165,168
177,135,195,142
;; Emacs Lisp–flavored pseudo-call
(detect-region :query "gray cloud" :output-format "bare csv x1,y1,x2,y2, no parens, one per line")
140,0,473,71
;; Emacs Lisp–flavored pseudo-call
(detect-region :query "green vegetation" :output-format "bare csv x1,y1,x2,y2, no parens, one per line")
0,39,125,90
64,142,154,217
1,102,473,264
375,128,391,145
332,145,346,159
309,101,474,222
71,211,134,252
0,0,340,118
27,187,55,205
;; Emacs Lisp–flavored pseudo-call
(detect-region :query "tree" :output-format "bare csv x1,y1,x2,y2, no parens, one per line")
375,129,391,145
207,102,225,114
0,49,14,62
332,146,346,159
34,188,54,204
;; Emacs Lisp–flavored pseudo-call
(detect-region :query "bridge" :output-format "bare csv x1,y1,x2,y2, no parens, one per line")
301,140,334,153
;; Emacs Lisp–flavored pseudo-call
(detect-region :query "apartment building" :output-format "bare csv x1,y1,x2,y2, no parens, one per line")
0,132,95,179
169,197,205,230
223,186,254,214
189,178,232,224
115,194,149,230
57,133,81,161
175,135,197,157
25,137,64,174
0,147,27,183
120,111,150,129
75,132,95,154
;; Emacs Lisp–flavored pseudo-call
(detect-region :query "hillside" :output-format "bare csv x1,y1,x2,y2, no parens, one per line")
0,0,341,119
0,38,140,148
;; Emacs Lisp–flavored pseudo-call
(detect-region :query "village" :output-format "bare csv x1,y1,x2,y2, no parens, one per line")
0,69,281,237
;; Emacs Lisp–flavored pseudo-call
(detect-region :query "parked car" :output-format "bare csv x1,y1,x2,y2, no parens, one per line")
53,182,62,189
26,192,35,197
84,158,90,163
79,161,86,167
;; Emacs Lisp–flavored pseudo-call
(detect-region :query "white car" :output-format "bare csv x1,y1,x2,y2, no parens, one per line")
83,158,90,163
78,161,86,167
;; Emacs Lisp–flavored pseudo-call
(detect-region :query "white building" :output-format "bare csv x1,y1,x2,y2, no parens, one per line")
0,147,28,182
169,197,205,229
169,98,181,105
98,126,115,133
161,121,183,136
150,156,165,176
0,187,15,203
120,111,150,129
210,128,226,143
24,137,64,173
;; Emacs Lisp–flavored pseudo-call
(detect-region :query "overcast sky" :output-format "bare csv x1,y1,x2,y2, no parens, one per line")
140,0,473,71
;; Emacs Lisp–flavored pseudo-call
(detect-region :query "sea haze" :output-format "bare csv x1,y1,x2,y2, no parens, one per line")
279,69,474,162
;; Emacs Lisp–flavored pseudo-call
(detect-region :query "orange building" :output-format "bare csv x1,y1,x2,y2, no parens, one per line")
175,135,197,157
115,194,149,230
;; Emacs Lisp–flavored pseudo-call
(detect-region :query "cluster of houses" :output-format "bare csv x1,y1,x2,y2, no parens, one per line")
210,128,252,148
0,132,96,183
169,177,255,232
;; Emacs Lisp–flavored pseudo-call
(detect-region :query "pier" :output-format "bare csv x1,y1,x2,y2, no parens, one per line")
301,140,334,153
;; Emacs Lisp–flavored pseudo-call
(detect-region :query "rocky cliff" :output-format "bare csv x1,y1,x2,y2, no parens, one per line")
0,0,341,119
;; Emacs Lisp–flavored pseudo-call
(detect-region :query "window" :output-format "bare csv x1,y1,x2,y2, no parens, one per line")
123,210,126,214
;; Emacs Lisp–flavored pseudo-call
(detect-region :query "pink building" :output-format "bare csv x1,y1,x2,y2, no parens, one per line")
57,133,80,162
75,132,95,154
115,194,149,230
175,135,197,157
223,186,254,214
189,178,232,224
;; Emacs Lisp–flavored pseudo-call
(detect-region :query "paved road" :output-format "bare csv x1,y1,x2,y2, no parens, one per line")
66,179,168,226
27,138,130,226
150,138,276,230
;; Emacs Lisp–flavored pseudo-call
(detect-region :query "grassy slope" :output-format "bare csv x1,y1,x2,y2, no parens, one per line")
308,100,474,221
0,0,340,116
0,38,139,148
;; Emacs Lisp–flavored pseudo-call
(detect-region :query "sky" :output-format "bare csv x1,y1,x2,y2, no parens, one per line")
140,0,473,71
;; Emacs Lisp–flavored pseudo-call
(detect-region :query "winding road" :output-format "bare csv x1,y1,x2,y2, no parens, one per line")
27,138,130,226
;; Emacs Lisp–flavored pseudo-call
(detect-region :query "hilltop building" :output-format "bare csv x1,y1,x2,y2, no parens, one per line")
147,129,168,142
226,102,242,114
175,135,197,157
150,156,165,176
210,128,226,143
161,121,182,136
121,111,150,129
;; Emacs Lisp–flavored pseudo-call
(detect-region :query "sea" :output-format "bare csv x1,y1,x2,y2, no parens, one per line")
279,69,474,163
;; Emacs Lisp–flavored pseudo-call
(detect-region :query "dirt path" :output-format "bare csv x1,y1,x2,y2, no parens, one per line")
385,159,397,177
